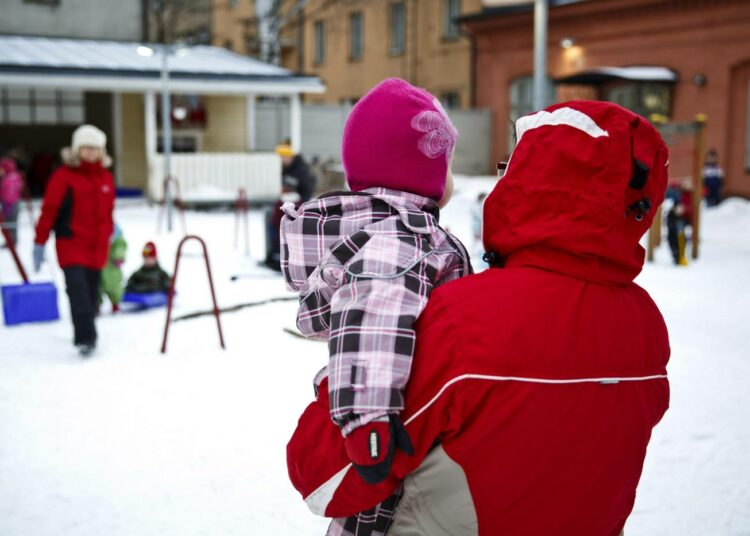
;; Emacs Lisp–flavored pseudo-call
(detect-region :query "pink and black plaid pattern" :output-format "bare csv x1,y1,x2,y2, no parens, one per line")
281,188,471,429
326,486,403,536
281,188,471,535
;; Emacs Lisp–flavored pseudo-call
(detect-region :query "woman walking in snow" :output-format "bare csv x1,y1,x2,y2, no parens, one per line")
33,125,115,357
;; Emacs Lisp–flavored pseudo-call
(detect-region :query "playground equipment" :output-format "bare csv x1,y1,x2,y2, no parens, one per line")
161,235,224,353
648,114,707,262
233,188,250,256
156,176,187,234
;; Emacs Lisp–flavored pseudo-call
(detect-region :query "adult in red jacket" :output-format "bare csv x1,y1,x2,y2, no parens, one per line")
34,125,115,356
287,101,671,535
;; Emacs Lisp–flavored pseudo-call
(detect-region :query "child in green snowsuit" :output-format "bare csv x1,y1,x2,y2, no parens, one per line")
100,224,127,312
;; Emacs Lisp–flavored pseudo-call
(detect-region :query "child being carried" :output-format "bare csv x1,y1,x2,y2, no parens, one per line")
280,78,473,535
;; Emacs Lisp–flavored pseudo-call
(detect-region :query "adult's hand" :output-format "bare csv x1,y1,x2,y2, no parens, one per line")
33,244,45,272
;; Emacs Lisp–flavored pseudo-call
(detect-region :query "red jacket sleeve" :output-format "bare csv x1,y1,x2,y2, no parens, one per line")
34,169,68,245
287,293,460,518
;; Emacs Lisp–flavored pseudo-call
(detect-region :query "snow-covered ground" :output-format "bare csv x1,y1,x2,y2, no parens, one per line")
1,178,748,535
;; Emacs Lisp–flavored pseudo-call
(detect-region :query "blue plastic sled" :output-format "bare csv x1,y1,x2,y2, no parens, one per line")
2,282,60,326
122,291,169,310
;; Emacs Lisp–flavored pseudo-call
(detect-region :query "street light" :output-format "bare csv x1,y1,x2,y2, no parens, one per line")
533,0,549,111
137,43,178,232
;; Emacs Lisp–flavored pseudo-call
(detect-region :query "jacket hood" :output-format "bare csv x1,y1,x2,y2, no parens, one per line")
280,188,440,292
483,100,669,285
61,147,112,169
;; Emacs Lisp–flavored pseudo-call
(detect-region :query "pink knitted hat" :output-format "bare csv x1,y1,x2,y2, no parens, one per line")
342,78,458,200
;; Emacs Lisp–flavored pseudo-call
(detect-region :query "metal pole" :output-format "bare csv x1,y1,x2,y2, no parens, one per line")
533,0,549,111
161,44,174,232
691,114,707,260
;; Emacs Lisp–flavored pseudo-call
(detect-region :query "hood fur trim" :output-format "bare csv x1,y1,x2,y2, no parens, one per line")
61,147,112,169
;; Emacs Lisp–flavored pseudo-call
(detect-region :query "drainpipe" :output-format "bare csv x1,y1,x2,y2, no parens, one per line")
296,1,304,73
411,0,419,85
141,0,150,42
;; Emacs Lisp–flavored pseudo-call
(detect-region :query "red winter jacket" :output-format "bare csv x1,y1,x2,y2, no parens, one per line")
35,151,115,270
287,101,671,535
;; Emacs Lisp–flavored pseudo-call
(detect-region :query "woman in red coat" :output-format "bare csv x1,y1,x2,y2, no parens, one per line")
34,125,115,356
287,101,671,535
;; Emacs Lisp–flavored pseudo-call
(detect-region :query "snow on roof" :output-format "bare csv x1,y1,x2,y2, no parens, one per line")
556,66,678,84
0,35,324,94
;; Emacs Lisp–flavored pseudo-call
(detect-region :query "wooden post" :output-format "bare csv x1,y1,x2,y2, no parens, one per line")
290,93,302,153
691,114,707,259
646,204,662,262
233,188,250,255
246,94,256,151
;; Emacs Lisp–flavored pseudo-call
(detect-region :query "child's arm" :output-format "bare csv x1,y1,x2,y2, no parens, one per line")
327,271,429,432
287,293,459,517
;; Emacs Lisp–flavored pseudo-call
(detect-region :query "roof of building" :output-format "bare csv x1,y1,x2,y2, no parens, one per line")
555,66,679,84
0,35,324,95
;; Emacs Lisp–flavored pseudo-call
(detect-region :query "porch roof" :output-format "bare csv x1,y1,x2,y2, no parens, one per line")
555,66,678,85
0,35,325,95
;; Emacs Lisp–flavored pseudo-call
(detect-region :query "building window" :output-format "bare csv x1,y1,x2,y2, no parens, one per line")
508,75,555,151
390,2,406,55
314,20,325,64
604,83,671,120
443,0,461,40
0,87,84,125
442,92,461,109
349,12,364,61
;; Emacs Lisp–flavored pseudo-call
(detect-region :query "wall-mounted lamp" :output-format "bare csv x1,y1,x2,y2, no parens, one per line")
136,45,155,57
560,37,575,49
693,74,707,87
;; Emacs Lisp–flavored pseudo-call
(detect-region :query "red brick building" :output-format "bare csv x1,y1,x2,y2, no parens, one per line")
463,0,750,197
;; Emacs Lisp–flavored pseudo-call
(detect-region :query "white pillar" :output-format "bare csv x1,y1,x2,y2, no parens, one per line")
144,91,157,199
112,92,122,185
246,93,257,151
144,91,157,159
290,93,302,153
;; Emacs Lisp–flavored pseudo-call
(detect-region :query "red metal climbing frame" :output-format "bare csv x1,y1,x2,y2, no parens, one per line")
0,212,29,283
161,235,225,354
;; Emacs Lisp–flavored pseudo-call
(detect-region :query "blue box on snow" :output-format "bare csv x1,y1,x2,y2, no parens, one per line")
1,282,60,326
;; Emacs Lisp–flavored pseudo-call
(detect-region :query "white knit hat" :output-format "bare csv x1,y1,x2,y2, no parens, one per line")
72,124,107,153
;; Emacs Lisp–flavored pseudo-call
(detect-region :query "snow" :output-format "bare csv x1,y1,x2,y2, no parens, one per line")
1,177,749,535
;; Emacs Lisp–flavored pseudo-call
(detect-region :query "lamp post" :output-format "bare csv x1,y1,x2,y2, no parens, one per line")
138,43,175,232
160,44,174,233
533,0,549,111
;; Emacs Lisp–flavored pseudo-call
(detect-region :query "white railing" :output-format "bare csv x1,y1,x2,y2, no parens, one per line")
148,152,281,203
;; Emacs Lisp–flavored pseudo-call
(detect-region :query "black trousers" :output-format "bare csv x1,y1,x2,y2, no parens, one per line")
62,266,100,346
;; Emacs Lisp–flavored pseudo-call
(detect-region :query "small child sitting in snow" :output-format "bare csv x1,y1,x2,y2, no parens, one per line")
280,78,472,534
100,223,127,312
126,241,171,294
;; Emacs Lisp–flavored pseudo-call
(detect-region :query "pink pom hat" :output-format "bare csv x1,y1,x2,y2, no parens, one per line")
342,78,458,201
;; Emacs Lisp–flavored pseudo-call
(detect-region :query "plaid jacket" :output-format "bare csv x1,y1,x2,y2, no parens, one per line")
281,188,472,430
281,188,471,536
